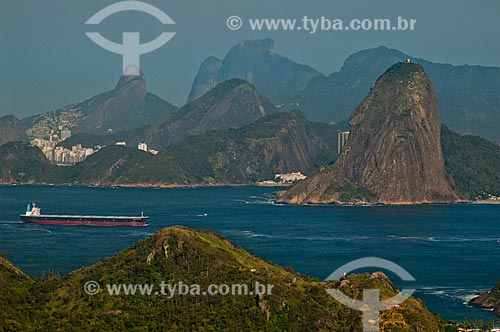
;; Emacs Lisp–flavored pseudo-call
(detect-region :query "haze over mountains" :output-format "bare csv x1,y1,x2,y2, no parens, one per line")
3,38,500,146
23,72,177,136
1,38,500,202
190,40,500,142
187,39,322,105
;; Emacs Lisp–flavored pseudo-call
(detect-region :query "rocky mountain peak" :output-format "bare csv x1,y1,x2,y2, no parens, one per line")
238,38,275,51
278,62,460,204
0,115,27,146
115,70,146,92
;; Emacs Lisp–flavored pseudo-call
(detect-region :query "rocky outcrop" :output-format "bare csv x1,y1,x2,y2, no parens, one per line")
187,39,323,104
0,115,27,146
187,57,222,102
469,282,500,316
278,62,460,205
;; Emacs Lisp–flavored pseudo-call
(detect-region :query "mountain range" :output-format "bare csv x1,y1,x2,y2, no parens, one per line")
189,40,500,142
2,61,500,201
0,226,445,331
60,79,278,151
1,39,499,146
0,111,338,186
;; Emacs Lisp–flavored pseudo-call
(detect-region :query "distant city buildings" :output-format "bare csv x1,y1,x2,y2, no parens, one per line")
26,106,82,139
31,139,95,165
30,127,96,165
136,142,158,155
137,142,148,152
337,131,350,155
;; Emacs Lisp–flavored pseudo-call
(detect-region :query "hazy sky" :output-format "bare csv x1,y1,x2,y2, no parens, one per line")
1,0,499,118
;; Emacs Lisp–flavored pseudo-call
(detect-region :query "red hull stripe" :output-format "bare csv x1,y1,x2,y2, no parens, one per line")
21,220,147,227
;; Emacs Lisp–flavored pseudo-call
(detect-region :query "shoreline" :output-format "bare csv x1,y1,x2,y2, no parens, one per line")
3,182,500,205
0,182,288,190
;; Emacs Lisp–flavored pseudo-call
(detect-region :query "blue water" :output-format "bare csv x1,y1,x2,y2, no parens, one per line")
0,185,499,322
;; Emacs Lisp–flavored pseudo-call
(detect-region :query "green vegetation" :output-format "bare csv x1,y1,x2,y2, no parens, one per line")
0,112,338,186
0,226,446,331
489,281,500,303
0,142,72,184
441,125,500,199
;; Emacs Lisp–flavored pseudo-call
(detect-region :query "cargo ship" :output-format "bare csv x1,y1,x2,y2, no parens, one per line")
20,203,148,226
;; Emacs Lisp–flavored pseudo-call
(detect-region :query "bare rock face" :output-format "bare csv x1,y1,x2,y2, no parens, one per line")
278,62,460,204
0,115,27,146
469,281,500,316
187,39,323,104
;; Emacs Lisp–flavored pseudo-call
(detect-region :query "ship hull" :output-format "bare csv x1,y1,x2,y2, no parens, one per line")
20,215,148,227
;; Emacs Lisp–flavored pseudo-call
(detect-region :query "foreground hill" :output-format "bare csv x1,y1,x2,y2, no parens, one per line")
0,254,36,331
278,63,461,205
0,115,27,146
23,73,177,136
0,226,443,331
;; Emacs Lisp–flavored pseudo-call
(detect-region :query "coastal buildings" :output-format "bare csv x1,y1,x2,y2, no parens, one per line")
137,142,159,155
337,131,350,154
31,139,95,165
30,127,96,165
138,142,148,152
50,145,95,164
275,172,307,183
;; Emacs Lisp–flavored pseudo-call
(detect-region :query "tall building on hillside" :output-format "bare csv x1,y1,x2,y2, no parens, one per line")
337,131,350,155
